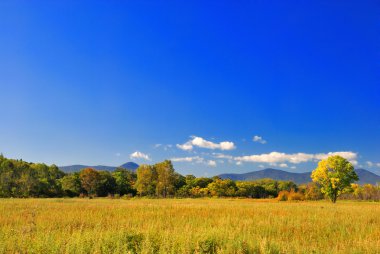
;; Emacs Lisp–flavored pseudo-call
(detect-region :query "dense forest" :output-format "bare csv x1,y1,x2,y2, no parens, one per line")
0,155,379,201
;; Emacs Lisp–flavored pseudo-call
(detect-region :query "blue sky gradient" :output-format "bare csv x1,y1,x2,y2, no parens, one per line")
1,1,379,176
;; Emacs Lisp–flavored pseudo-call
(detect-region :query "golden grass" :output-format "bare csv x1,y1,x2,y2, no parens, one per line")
0,198,379,253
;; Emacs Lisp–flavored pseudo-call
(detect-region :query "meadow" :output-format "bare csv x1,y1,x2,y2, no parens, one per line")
0,199,379,254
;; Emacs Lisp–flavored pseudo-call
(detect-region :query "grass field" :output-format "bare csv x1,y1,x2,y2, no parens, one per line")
0,199,379,254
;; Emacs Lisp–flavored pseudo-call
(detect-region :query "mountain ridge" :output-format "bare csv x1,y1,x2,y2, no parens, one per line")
219,168,380,185
59,162,139,173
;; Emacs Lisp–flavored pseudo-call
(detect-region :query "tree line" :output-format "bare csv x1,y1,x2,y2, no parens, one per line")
1,154,379,201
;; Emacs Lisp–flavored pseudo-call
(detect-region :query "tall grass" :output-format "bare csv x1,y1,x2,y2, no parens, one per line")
0,198,379,253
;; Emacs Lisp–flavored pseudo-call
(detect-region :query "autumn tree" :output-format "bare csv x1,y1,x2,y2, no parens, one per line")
207,178,237,197
135,165,157,196
154,160,176,197
79,168,102,197
311,155,358,203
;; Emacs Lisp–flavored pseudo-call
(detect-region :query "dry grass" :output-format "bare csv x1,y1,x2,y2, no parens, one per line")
0,198,379,253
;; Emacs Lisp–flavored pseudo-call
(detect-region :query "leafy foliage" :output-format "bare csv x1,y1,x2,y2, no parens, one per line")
311,155,359,203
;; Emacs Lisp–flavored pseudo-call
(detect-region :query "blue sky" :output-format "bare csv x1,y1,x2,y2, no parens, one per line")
0,1,379,176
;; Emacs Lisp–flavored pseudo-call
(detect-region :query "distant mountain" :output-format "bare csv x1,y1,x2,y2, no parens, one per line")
219,168,310,184
219,168,380,185
354,169,380,185
119,162,139,171
59,162,139,173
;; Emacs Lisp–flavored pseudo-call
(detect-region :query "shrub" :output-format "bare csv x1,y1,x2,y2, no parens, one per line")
277,190,289,201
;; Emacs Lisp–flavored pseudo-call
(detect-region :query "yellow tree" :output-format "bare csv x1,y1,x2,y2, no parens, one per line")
311,155,358,203
134,165,157,196
154,160,175,198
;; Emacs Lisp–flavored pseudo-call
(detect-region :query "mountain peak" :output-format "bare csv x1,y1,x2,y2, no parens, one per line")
119,162,139,170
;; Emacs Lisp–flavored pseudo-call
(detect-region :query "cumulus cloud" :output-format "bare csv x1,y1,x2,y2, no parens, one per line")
253,135,267,144
207,160,217,167
130,151,150,161
279,163,288,168
177,136,236,151
235,151,358,165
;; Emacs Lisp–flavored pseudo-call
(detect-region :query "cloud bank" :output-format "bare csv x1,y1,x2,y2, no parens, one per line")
235,151,358,165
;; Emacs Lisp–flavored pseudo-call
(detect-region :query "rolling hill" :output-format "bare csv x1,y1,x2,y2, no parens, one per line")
59,162,139,173
219,168,380,185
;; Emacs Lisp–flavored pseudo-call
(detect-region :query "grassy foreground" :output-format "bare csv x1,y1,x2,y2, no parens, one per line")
0,199,379,254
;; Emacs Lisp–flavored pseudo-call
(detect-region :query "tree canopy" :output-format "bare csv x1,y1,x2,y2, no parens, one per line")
311,155,359,203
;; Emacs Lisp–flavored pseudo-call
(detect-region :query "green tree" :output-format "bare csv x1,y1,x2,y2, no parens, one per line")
135,165,157,196
112,168,136,196
311,155,358,203
154,160,176,197
61,173,82,196
79,168,102,197
207,178,237,197
97,171,116,196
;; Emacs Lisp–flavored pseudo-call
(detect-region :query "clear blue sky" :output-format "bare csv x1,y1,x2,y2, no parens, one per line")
1,1,379,176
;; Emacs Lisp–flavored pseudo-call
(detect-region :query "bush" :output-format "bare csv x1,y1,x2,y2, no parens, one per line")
277,190,289,201
277,189,304,201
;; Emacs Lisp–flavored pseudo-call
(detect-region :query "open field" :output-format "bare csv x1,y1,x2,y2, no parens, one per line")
0,199,379,254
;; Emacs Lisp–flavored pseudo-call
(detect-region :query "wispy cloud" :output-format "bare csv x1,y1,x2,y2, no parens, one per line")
130,151,150,161
177,136,236,151
155,144,173,151
212,153,233,160
253,135,267,144
171,156,204,163
170,156,217,167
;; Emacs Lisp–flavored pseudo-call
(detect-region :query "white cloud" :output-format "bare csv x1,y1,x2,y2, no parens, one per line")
170,156,218,167
170,156,204,163
212,153,234,160
290,166,297,169
155,144,173,151
176,143,193,151
253,135,267,144
279,163,288,168
207,160,217,167
130,151,150,161
377,163,380,168
366,161,374,167
236,161,242,166
177,136,236,151
235,151,358,165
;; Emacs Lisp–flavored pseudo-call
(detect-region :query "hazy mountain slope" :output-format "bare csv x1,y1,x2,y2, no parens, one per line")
219,168,380,185
59,162,139,173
